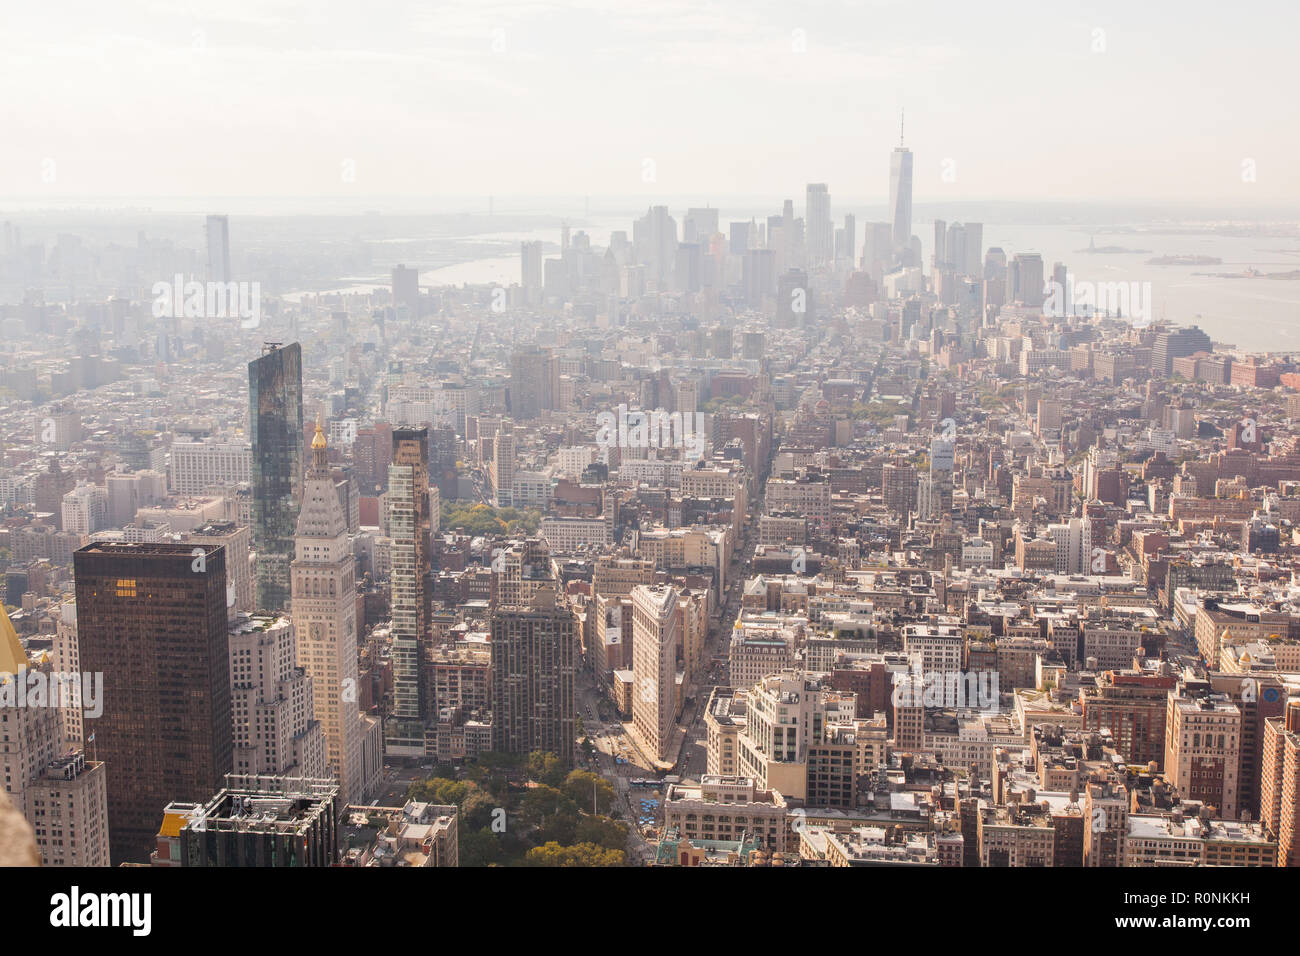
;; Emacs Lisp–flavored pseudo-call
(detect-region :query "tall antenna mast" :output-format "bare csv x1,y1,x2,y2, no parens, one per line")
900,109,905,147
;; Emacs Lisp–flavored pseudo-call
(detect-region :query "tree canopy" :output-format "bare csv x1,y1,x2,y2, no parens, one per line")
523,842,625,867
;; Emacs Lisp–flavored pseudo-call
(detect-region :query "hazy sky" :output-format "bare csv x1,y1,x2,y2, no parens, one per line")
4,0,1297,204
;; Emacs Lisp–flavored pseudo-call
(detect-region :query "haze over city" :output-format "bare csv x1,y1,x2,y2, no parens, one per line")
1,0,1294,939
5,0,1299,201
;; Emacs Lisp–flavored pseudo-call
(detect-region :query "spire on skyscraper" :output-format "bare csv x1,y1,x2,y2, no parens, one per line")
310,418,329,474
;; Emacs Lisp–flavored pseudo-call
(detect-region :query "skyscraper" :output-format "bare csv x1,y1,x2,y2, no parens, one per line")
228,613,327,778
520,240,544,295
292,423,366,803
386,426,431,756
391,264,419,315
862,221,894,276
1047,516,1093,575
963,222,984,276
777,269,812,329
249,342,303,612
781,198,797,269
729,220,752,255
490,537,551,609
509,347,555,420
632,205,677,289
929,435,955,515
34,456,73,530
154,776,339,867
836,213,856,267
805,183,832,268
941,221,984,278
1008,253,1045,308
1152,326,1213,378
205,214,230,283
946,223,968,276
674,242,702,294
882,460,918,519
743,248,777,307
683,207,719,244
631,583,680,763
73,542,233,864
490,419,516,508
490,585,576,765
889,123,914,256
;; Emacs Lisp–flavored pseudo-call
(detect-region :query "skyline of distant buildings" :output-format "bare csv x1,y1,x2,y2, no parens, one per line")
2,124,1300,877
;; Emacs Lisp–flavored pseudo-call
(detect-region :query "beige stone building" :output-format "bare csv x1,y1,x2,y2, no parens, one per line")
292,425,368,803
228,614,327,779
731,672,856,802
0,609,110,866
662,775,789,852
705,687,746,777
591,554,656,599
631,584,681,763
1125,809,1274,866
1165,692,1241,820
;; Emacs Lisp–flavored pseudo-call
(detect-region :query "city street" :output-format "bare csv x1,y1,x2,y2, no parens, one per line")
570,514,756,863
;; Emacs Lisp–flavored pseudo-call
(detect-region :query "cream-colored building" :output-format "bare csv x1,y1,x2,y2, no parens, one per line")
705,688,746,777
635,526,731,589
681,464,747,507
758,513,807,547
51,601,83,747
977,804,1055,867
539,515,612,552
662,775,789,852
1125,810,1274,867
902,622,964,677
0,611,110,866
169,440,252,495
228,614,327,778
292,425,370,804
814,825,939,866
27,752,111,867
924,712,1027,779
592,555,657,599
728,627,795,690
765,475,831,531
181,520,253,619
632,584,681,763
733,672,855,802
1194,603,1291,670
677,589,710,682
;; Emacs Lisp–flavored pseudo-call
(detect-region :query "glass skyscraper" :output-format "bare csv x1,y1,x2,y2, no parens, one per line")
889,144,913,255
249,342,303,612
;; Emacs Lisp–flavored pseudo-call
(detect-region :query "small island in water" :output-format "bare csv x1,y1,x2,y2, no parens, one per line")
1076,236,1152,254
